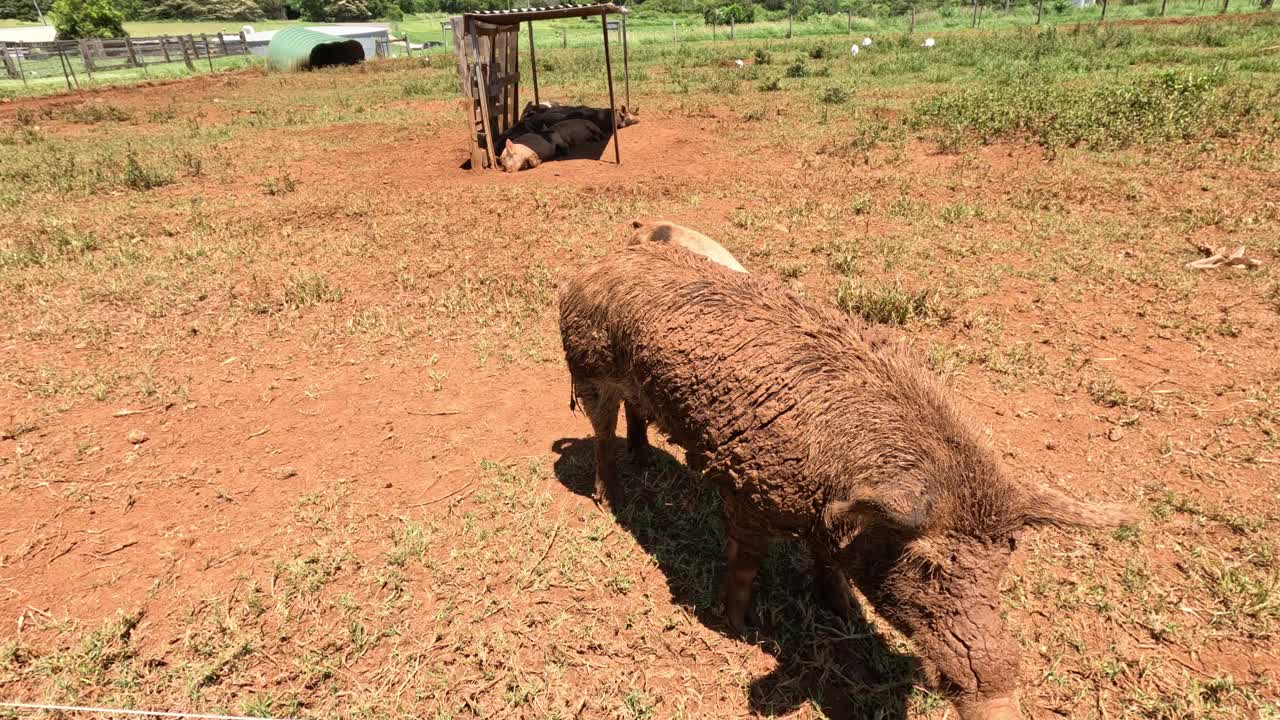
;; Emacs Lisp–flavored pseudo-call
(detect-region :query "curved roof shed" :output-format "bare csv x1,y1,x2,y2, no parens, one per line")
267,27,365,71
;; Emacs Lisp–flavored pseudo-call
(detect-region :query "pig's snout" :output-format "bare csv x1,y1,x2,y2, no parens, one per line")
957,696,1021,720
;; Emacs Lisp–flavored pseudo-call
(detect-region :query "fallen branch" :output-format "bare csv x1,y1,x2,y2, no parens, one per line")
406,409,462,416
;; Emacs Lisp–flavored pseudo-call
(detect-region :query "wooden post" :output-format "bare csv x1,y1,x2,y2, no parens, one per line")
180,34,195,70
730,16,735,39
0,42,17,81
160,35,171,62
1159,0,1168,14
847,10,852,32
201,34,214,71
56,43,76,90
1220,0,1229,11
621,13,630,109
562,29,567,48
78,38,96,73
1100,0,1108,19
787,12,792,38
711,19,716,40
527,21,539,105
470,22,497,170
910,5,916,31
125,37,140,67
971,0,979,27
672,20,677,42
240,30,249,54
601,14,620,165
218,33,229,56
1037,0,1044,22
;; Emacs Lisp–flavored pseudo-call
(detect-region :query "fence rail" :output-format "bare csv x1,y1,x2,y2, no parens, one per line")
1,32,252,90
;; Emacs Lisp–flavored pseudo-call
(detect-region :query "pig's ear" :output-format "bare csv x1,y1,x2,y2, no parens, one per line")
631,219,644,229
505,139,514,150
823,481,929,544
1019,486,1136,530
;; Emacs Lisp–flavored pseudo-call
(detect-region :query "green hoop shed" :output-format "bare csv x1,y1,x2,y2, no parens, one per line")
267,27,365,72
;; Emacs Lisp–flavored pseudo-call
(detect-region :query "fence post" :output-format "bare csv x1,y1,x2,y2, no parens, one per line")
218,32,229,56
1037,0,1045,21
78,38,96,74
911,4,916,31
730,17,735,39
239,30,249,54
561,29,566,48
76,38,93,78
125,36,140,67
180,35,195,70
1100,0,1108,19
672,20,677,42
971,0,978,27
201,34,214,71
160,35,172,62
0,42,18,80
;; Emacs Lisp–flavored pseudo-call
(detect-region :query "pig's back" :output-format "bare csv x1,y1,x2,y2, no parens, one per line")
562,245,884,534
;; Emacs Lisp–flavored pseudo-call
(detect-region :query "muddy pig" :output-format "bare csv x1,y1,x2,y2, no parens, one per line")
497,133,557,173
628,219,747,273
558,243,1132,720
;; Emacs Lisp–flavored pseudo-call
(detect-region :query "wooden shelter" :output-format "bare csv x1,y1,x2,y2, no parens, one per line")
451,3,631,171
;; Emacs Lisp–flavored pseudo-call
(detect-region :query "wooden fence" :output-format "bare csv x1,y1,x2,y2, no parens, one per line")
1,32,252,90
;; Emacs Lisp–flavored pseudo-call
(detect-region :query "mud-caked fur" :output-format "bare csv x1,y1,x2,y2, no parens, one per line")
558,244,1131,720
628,219,747,273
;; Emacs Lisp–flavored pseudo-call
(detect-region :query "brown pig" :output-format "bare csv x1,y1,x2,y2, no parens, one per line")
558,243,1132,720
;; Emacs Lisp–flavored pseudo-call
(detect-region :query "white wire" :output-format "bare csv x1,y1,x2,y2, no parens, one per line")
0,702,295,720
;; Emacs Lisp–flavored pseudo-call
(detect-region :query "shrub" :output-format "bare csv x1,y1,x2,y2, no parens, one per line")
52,0,127,39
785,60,807,78
820,86,849,104
808,45,827,59
757,76,781,91
703,1,755,24
753,47,771,64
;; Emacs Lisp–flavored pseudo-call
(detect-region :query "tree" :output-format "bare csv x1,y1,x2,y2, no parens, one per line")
327,0,370,19
52,0,126,38
0,0,42,21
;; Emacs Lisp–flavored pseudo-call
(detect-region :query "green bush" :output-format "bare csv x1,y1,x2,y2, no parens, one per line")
703,1,755,24
820,86,849,104
753,47,771,64
52,0,127,39
785,59,807,77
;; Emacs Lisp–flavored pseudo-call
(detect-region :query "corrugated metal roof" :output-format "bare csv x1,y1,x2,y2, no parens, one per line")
462,3,627,25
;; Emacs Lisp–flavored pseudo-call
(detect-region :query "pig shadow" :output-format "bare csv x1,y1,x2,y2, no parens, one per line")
550,437,922,720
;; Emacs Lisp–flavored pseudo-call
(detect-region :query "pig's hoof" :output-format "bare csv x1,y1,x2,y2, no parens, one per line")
627,445,652,466
718,603,759,636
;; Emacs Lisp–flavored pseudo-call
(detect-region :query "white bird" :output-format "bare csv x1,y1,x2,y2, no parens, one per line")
861,37,872,46
241,24,255,35
735,59,744,68
849,45,859,56
923,37,936,48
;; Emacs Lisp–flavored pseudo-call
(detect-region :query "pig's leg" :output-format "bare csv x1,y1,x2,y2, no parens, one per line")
809,539,855,621
580,384,621,509
623,400,651,464
720,533,766,634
